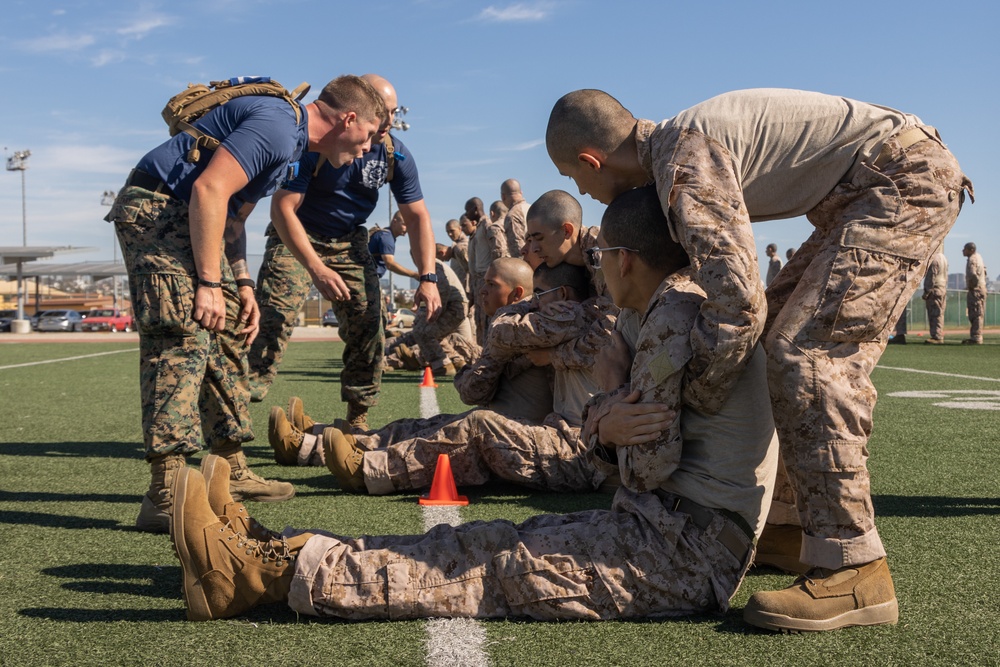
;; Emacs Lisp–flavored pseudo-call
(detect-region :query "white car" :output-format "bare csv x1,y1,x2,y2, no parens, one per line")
36,310,85,332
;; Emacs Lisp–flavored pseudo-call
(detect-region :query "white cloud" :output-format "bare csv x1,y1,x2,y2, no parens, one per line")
91,50,126,67
477,2,552,22
503,139,544,151
116,14,175,39
16,32,96,53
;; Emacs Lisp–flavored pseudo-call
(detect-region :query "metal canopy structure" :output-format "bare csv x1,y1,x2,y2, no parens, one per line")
0,260,128,279
0,246,97,322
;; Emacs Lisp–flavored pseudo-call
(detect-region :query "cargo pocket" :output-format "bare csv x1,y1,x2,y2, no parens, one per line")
808,223,928,342
493,543,601,619
133,273,199,337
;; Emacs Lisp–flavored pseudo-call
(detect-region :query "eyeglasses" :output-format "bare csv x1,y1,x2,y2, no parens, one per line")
584,246,638,270
531,286,564,302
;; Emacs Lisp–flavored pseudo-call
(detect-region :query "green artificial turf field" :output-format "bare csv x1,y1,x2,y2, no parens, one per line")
0,336,997,666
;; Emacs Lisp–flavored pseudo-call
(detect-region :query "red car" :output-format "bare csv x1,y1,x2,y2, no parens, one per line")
80,308,133,333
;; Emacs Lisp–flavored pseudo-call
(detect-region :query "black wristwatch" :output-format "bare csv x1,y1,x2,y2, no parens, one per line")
197,278,222,288
235,278,255,289
418,273,438,283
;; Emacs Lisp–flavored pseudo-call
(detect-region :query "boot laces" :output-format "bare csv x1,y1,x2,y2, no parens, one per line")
223,528,296,566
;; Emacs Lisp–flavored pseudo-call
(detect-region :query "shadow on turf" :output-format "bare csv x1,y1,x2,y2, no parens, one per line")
0,490,136,504
874,494,1000,517
42,563,181,599
0,440,143,459
0,509,122,530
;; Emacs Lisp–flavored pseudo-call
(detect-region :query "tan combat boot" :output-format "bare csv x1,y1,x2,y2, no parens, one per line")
396,344,422,371
136,453,186,533
268,407,304,466
743,557,899,632
433,359,457,377
169,467,313,621
200,455,279,542
213,444,296,503
288,396,316,433
753,524,809,575
322,427,366,493
345,402,369,432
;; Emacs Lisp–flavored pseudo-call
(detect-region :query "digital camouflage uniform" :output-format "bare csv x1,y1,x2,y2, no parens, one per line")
410,261,472,370
469,220,509,343
450,236,471,296
249,224,383,406
922,251,948,341
109,189,251,458
358,299,601,494
965,250,987,342
504,199,531,257
285,268,773,621
636,89,973,569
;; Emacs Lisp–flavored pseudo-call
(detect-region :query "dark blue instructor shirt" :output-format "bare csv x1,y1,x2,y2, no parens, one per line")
280,134,423,239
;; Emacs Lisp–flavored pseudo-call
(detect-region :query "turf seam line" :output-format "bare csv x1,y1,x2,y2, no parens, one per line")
0,347,138,370
875,365,1000,383
419,384,490,667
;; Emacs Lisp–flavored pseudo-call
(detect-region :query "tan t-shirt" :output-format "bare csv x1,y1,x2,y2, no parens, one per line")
657,88,921,221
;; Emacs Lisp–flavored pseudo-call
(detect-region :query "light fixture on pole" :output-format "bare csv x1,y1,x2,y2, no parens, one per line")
5,149,31,246
100,190,121,308
387,105,410,311
5,148,31,323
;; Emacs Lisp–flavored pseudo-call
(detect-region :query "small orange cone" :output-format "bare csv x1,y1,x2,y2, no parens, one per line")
418,453,468,506
420,366,438,388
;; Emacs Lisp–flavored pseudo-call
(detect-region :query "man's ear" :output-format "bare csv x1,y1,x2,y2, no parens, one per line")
619,249,634,279
342,110,358,128
560,221,575,240
510,286,525,303
578,151,602,171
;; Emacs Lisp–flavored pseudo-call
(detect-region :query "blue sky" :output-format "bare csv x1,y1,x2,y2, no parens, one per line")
1,0,998,281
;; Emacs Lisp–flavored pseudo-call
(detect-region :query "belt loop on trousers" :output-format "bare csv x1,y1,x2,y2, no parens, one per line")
871,126,939,170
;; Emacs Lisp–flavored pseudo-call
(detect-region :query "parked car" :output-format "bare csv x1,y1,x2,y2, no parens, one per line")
388,308,416,329
321,309,339,327
36,309,85,332
0,309,16,332
80,308,133,332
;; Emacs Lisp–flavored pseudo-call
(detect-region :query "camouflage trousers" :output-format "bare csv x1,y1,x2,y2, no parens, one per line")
384,331,480,370
411,298,469,369
763,132,973,569
470,274,488,345
924,289,947,340
355,409,604,494
108,187,251,458
967,289,985,342
287,487,752,620
248,224,384,407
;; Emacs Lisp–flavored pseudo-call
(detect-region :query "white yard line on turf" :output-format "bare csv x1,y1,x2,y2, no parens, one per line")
419,384,490,667
0,347,138,371
875,365,1000,383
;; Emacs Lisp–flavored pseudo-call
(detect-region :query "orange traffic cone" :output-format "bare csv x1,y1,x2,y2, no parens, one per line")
418,453,469,506
420,366,438,388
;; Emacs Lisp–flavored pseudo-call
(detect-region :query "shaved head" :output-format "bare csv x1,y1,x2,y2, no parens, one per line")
602,185,689,273
546,89,637,164
534,262,590,301
526,189,583,232
491,257,534,292
361,74,397,111
490,199,508,222
500,178,524,206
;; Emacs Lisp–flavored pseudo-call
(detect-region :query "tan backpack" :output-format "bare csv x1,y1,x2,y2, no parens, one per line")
162,76,311,163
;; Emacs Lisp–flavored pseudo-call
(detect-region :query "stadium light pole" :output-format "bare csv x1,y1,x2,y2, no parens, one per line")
100,190,121,309
5,149,31,246
386,106,409,312
5,149,31,323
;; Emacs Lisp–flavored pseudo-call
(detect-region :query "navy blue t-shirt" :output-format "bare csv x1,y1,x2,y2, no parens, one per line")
137,95,308,218
368,228,395,278
281,134,423,238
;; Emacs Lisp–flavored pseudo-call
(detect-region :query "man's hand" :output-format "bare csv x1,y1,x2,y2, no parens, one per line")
237,285,260,345
525,347,553,366
193,285,226,332
594,331,631,392
414,281,442,321
598,389,674,447
310,264,352,302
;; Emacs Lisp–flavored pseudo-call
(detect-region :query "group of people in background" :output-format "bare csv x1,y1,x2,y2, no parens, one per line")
106,73,978,634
